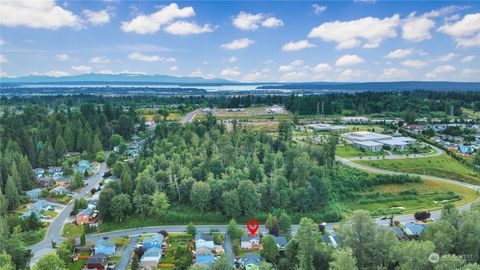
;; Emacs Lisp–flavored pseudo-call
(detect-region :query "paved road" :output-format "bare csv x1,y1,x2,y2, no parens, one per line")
179,109,200,124
347,144,445,161
115,236,138,270
336,156,480,191
29,162,108,266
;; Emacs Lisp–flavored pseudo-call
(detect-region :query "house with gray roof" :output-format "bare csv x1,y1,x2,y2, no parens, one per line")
25,188,42,201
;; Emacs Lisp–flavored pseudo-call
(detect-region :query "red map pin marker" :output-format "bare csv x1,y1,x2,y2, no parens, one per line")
247,219,259,236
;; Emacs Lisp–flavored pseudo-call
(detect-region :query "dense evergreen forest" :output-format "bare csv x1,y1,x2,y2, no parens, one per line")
2,90,480,117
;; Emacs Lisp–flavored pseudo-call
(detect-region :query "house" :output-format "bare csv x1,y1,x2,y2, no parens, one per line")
195,245,213,256
49,186,68,195
140,247,162,269
403,222,427,237
195,233,215,249
25,188,43,201
53,176,71,186
143,234,164,250
76,208,94,225
88,199,99,209
94,239,116,255
36,176,54,187
33,168,45,178
195,255,215,266
241,235,261,250
48,166,63,177
86,254,108,270
269,235,288,251
77,160,91,174
30,200,53,213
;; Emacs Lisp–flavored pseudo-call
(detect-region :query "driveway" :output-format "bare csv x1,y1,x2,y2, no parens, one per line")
115,236,138,270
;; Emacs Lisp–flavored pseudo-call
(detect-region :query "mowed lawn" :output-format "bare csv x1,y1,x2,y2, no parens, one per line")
355,154,480,184
347,179,479,216
336,145,386,158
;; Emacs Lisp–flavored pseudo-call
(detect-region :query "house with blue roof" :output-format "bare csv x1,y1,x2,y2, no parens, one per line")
94,239,116,255
25,188,42,201
195,255,214,266
403,222,427,237
143,234,164,250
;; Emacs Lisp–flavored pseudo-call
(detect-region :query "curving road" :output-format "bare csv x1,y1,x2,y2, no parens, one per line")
28,162,108,266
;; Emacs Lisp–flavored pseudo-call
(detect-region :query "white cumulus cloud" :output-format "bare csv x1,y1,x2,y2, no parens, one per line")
278,59,305,72
83,9,110,26
461,68,480,78
402,12,435,42
128,52,162,62
262,17,284,28
221,38,254,50
163,21,213,35
0,0,83,30
308,14,400,49
385,49,413,59
282,40,317,52
121,3,195,34
312,63,332,73
232,12,283,31
425,65,455,79
438,13,480,48
335,55,364,67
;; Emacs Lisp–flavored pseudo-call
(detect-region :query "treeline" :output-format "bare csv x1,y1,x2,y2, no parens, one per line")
98,118,420,224
0,102,140,210
3,90,480,117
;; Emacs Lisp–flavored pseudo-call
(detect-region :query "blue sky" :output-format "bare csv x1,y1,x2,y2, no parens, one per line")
0,0,479,82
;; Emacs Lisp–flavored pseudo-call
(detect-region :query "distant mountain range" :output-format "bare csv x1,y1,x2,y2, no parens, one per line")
0,73,235,85
1,74,479,92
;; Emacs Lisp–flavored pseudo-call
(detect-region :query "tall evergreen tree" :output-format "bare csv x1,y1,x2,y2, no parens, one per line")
54,135,67,161
5,175,20,211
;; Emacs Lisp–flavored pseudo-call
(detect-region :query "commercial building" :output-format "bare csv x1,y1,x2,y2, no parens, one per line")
342,131,416,152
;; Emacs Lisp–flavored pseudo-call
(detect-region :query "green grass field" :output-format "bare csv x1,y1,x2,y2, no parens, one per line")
346,179,479,216
336,145,386,158
63,224,84,237
355,154,480,184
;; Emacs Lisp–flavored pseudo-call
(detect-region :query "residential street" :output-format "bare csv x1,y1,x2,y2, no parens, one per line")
28,162,108,266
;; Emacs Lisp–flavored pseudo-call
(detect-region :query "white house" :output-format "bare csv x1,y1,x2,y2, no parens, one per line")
241,236,261,250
